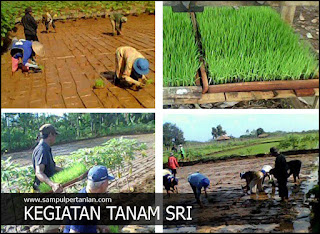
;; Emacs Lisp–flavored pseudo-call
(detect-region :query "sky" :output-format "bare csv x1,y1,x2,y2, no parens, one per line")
163,113,319,142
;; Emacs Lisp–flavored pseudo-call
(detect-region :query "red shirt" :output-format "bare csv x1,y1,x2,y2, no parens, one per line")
168,156,179,169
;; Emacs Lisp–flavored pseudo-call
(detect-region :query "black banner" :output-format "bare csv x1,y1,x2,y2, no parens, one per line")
1,193,224,225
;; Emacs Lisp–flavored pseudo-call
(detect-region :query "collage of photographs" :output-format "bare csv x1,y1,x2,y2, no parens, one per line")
0,1,319,233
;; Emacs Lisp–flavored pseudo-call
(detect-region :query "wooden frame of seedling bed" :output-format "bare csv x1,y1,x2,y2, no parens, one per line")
163,1,319,106
45,170,88,193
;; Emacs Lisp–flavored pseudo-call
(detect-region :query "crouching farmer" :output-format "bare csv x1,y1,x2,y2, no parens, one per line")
163,169,179,196
115,46,149,90
64,165,115,233
240,171,264,194
188,172,210,208
11,38,45,73
32,124,62,193
109,12,127,36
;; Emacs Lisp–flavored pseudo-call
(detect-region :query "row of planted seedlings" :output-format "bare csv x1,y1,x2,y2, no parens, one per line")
1,137,147,193
163,6,319,98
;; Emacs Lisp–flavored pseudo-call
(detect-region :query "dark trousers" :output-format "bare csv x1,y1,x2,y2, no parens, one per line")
25,34,39,42
171,169,177,178
278,179,288,199
45,21,56,31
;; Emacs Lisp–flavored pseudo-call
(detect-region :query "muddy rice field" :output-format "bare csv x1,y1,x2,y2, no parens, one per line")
1,14,155,108
164,153,319,233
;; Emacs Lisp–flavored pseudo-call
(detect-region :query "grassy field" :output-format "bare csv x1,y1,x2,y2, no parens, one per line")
163,133,319,163
197,7,318,84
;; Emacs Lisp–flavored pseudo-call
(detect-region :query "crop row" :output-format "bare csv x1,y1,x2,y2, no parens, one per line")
1,1,155,46
1,137,147,193
163,6,319,87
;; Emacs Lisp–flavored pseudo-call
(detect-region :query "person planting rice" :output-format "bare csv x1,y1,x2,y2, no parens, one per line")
163,169,179,196
240,170,264,194
63,165,114,233
168,152,180,178
10,38,45,73
109,12,127,36
21,7,39,41
32,124,63,193
115,46,149,90
188,172,210,208
261,164,275,185
42,12,56,33
270,147,289,202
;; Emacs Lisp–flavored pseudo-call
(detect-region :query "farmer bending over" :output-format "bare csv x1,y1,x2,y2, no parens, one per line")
168,152,180,178
11,38,45,73
163,169,179,196
115,46,149,90
188,172,210,208
109,12,127,36
240,171,264,194
42,12,56,33
63,165,114,233
270,147,289,202
32,124,63,193
21,7,39,41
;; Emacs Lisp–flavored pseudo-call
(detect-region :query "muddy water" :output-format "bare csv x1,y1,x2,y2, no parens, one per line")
164,153,319,233
1,15,155,108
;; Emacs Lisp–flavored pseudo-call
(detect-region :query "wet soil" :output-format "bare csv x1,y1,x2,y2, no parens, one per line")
1,15,155,108
164,153,319,232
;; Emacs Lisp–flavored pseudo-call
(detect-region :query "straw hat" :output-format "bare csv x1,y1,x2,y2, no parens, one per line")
32,41,45,57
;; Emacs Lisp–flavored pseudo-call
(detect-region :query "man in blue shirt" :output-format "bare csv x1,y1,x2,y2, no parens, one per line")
32,124,63,193
10,38,45,73
64,165,115,233
188,172,210,208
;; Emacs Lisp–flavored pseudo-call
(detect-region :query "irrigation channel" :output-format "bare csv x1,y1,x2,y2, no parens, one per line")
2,133,155,193
1,14,155,108
164,152,319,233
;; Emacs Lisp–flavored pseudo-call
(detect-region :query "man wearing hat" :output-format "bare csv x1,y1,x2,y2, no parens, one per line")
115,46,150,90
10,38,45,73
188,172,210,208
21,7,39,41
32,124,63,193
109,12,127,36
270,147,289,202
63,165,114,233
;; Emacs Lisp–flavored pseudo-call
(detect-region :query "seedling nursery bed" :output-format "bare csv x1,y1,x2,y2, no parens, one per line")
163,6,319,103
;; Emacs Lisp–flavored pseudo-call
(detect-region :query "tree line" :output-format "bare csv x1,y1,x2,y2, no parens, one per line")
1,113,155,153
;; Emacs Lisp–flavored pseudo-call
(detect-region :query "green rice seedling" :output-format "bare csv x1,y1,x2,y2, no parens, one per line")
196,7,319,84
38,163,87,193
163,6,201,87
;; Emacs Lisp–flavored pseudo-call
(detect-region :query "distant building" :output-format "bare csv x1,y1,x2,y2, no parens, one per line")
216,135,231,141
258,133,269,138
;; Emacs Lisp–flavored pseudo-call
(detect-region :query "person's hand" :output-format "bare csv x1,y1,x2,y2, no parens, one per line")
51,183,63,193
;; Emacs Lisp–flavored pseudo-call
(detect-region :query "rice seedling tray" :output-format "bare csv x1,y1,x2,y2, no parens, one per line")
38,163,88,193
163,6,319,103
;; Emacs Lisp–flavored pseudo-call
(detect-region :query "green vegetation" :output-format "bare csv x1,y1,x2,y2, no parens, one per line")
2,137,147,193
196,7,318,84
163,6,201,87
94,78,105,89
163,133,319,163
1,113,154,153
1,1,155,46
38,163,87,192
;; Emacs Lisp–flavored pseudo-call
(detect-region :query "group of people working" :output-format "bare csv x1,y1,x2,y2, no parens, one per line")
10,7,150,90
164,146,300,208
